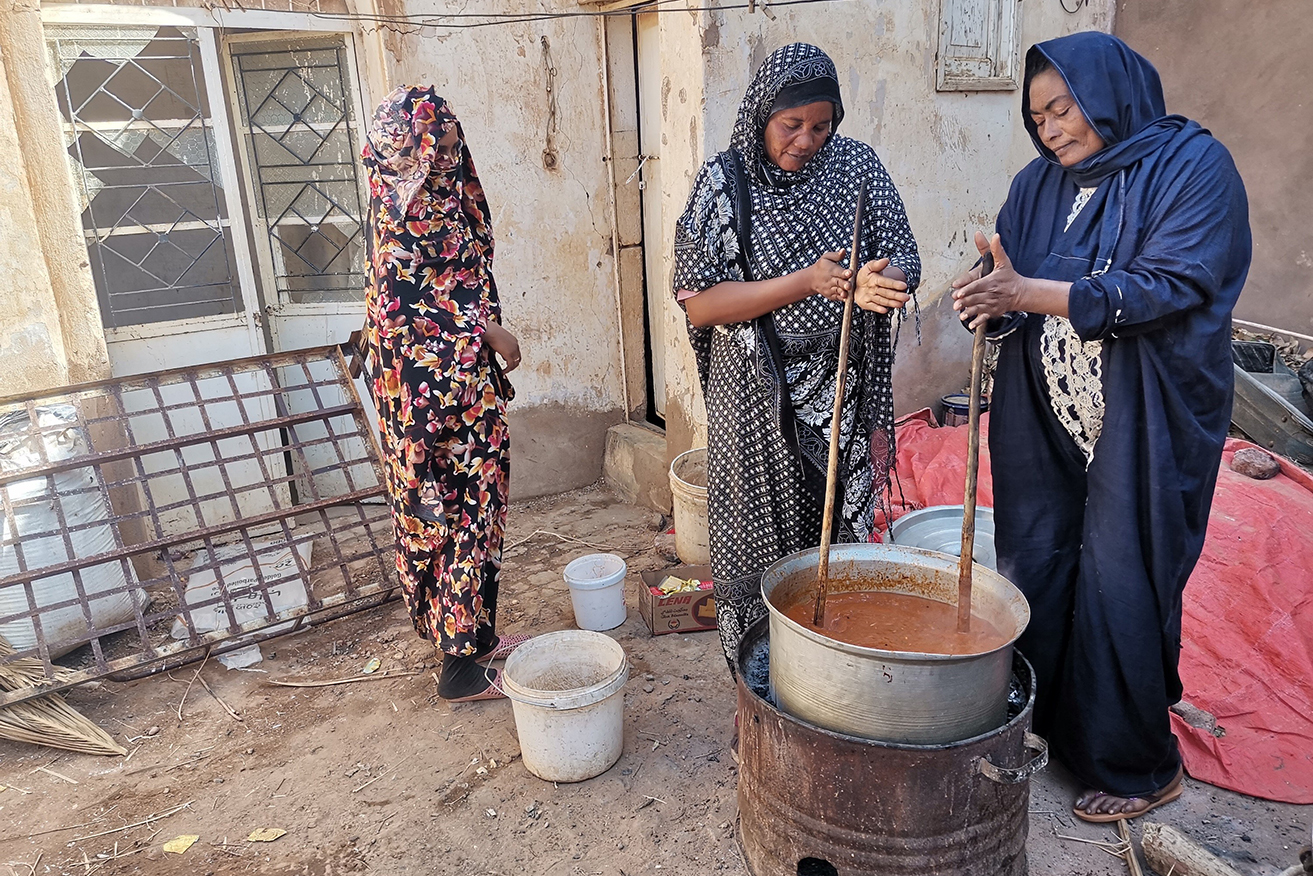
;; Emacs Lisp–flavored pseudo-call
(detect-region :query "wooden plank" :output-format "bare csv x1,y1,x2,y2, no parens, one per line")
1141,823,1244,876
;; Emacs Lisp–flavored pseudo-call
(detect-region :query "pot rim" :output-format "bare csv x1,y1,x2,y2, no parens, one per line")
761,542,1029,663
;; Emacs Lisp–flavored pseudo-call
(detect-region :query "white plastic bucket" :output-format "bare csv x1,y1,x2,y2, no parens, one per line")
562,553,627,631
501,630,629,783
669,448,710,565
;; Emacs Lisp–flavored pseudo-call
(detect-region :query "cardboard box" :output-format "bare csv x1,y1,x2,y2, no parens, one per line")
638,565,717,636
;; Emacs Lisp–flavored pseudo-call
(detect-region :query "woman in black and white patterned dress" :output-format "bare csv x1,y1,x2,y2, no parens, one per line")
673,43,921,672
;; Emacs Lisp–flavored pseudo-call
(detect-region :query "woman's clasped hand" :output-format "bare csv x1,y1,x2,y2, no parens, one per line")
796,250,913,311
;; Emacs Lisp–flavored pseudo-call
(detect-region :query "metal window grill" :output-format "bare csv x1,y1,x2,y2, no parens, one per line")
231,36,366,304
48,25,243,328
0,346,396,708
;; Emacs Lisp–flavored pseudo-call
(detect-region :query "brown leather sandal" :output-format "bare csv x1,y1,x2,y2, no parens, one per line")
1073,765,1184,823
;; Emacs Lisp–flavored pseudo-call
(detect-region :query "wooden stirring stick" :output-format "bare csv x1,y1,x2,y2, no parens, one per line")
813,182,868,627
957,251,995,633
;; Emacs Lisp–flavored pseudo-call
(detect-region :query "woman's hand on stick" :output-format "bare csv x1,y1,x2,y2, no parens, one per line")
854,257,910,314
951,230,1071,328
952,232,1025,329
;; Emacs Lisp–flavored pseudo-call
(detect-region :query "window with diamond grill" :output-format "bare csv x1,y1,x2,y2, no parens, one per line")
48,25,243,328
230,37,366,305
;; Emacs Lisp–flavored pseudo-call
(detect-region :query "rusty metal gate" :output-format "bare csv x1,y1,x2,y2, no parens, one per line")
0,345,395,707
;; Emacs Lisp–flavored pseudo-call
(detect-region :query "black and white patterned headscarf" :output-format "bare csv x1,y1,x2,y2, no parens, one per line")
673,43,922,671
730,42,844,183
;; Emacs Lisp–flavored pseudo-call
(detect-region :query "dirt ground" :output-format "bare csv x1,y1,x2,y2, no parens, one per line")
0,485,1308,876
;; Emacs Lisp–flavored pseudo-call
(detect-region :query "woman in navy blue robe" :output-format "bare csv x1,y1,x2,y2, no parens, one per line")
952,32,1251,821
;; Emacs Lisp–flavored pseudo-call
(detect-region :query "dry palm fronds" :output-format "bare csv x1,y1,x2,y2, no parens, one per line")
0,639,126,757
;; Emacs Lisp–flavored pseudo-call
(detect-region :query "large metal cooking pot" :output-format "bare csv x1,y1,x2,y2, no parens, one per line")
762,542,1029,744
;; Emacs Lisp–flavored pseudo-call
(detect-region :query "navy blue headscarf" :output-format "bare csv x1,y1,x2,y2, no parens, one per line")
1023,32,1183,188
998,32,1249,342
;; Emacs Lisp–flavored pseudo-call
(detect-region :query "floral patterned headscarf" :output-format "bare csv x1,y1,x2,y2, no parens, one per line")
362,85,493,256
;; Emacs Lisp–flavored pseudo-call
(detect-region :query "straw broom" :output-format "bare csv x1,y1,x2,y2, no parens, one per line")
0,639,126,757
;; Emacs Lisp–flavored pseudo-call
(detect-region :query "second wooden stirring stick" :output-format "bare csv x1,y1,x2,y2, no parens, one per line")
957,249,995,633
813,181,868,628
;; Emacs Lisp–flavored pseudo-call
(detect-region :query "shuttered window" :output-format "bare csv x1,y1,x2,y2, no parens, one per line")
936,0,1022,91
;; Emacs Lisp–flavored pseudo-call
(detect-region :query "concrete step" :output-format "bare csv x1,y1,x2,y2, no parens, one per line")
603,422,672,513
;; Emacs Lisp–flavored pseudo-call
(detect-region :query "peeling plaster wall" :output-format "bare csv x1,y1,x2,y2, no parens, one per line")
373,2,626,495
0,44,67,394
653,8,714,461
656,1,1114,457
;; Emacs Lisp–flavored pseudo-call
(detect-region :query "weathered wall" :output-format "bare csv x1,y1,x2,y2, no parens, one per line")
655,0,1114,459
3,0,622,496
0,0,109,395
0,44,68,395
1114,0,1313,336
3,0,1131,500
373,3,626,495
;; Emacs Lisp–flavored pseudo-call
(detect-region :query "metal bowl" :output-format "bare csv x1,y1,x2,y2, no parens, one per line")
888,505,997,570
762,542,1029,744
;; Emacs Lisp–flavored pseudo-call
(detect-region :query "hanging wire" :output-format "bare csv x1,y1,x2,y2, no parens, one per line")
307,0,848,32
540,34,560,170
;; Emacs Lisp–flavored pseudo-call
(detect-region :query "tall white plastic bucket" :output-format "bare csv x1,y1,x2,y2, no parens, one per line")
562,553,627,631
669,448,710,565
501,630,629,783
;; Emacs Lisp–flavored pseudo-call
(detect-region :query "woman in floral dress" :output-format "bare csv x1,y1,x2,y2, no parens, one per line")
361,86,525,702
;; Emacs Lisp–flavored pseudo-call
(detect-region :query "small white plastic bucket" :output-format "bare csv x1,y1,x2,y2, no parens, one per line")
669,448,710,565
501,630,629,783
562,553,627,631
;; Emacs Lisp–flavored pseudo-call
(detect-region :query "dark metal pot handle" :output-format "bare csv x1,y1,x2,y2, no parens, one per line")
977,732,1049,785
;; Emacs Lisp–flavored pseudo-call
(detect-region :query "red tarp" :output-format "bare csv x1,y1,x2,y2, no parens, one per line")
878,410,1313,804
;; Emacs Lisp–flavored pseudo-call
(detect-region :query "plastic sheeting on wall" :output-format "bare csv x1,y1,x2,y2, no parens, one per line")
0,405,145,658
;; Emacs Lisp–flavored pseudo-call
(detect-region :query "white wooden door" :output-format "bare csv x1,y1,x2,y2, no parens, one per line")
635,12,667,420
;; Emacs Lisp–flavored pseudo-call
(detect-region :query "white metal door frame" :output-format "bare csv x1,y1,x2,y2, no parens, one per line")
219,28,371,358
197,27,268,361
41,4,376,362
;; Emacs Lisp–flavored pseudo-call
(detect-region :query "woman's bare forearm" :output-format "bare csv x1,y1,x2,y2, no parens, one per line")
1017,277,1071,318
682,271,813,327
